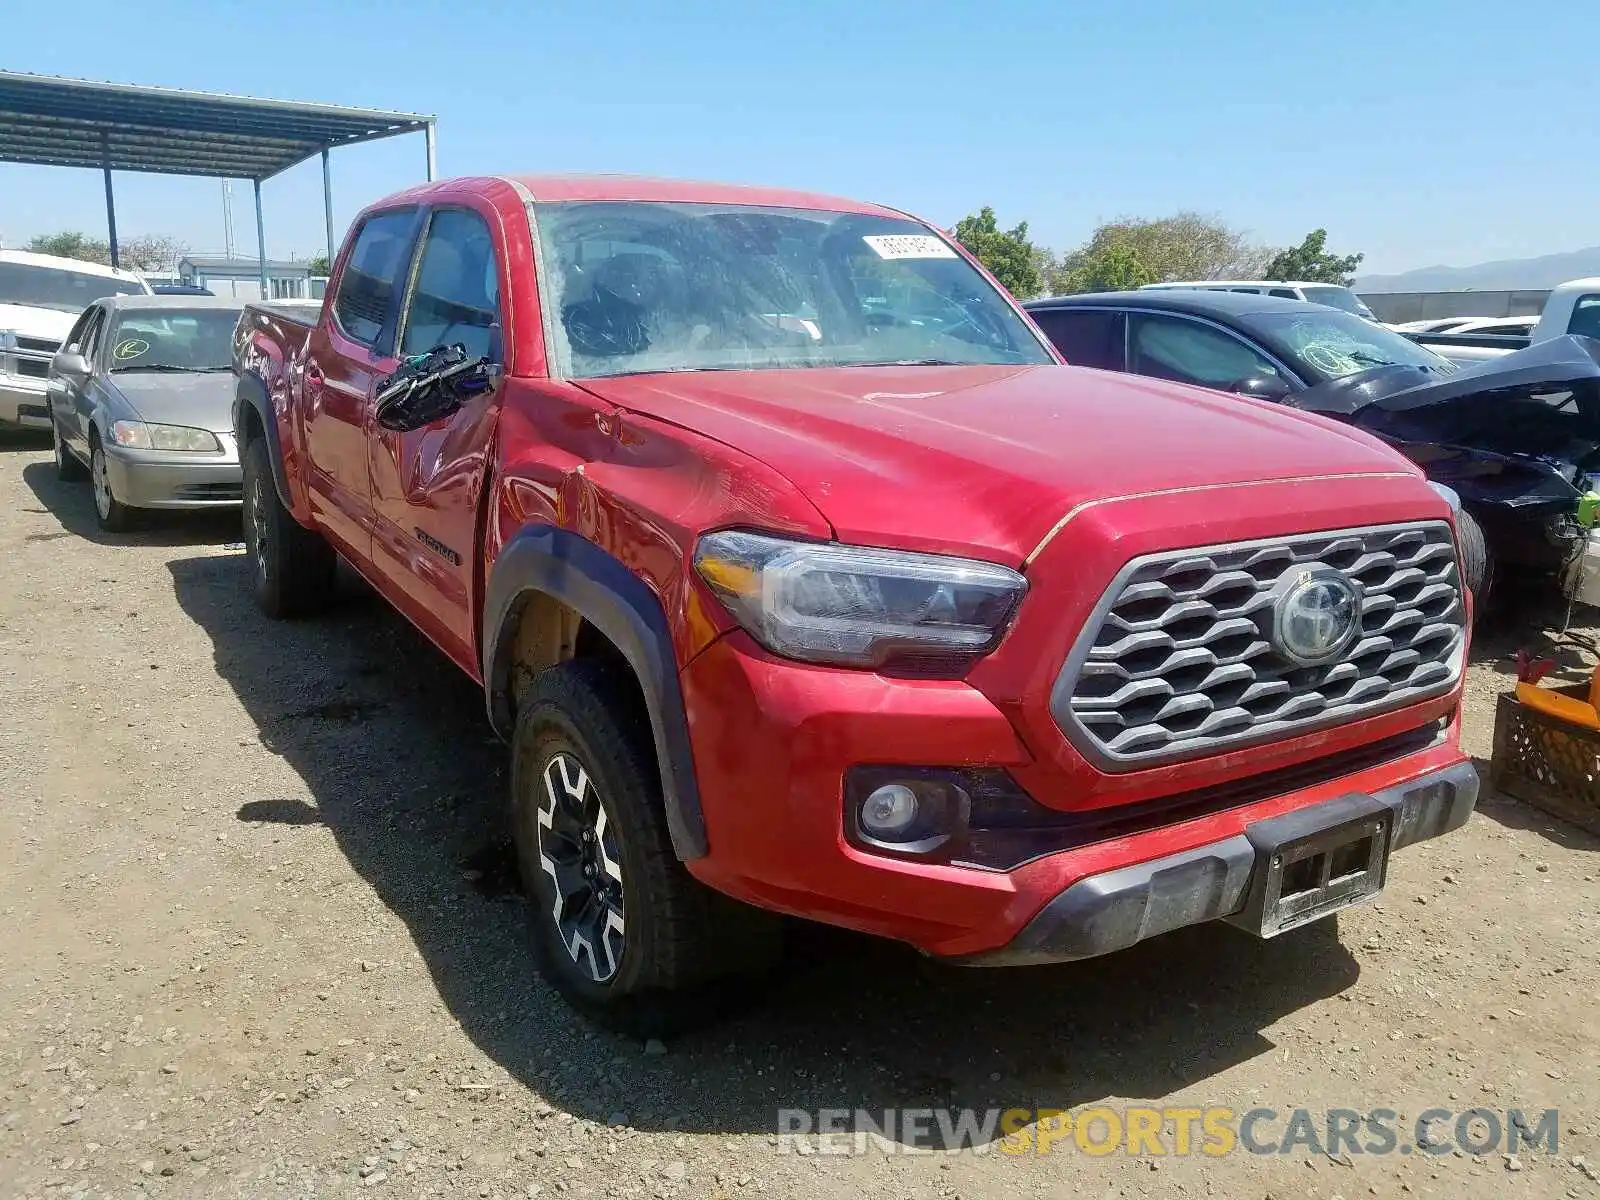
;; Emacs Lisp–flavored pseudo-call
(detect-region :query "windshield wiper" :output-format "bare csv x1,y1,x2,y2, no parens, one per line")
844,358,971,367
112,363,194,373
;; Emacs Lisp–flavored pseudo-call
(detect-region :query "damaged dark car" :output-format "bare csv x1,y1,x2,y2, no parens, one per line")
1025,289,1600,613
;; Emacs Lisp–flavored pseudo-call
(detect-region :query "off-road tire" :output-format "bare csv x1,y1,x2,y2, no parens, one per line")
54,419,86,482
510,658,781,1037
89,434,137,533
1457,507,1493,622
242,436,336,618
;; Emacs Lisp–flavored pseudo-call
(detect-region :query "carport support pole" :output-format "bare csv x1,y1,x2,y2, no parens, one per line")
101,132,120,269
253,179,267,301
321,149,335,266
425,120,437,181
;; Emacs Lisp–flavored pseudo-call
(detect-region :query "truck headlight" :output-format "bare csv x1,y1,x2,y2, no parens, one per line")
110,421,221,452
693,530,1026,673
0,331,16,351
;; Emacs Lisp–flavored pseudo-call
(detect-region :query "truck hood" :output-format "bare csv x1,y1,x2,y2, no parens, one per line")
578,364,1419,562
111,372,236,434
0,303,76,341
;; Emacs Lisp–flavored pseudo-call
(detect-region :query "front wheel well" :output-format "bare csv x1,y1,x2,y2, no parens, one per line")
504,592,646,731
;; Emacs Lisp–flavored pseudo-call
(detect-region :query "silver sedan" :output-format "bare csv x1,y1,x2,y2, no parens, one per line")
47,295,246,532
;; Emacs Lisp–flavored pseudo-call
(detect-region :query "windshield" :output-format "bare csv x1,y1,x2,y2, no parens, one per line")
1246,308,1458,382
107,308,242,372
1300,285,1375,319
0,263,147,313
533,201,1054,378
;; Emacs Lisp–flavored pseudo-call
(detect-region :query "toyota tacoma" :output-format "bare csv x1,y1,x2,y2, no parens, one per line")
233,175,1478,1032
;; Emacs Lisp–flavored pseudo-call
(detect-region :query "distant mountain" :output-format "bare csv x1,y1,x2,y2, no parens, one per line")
1355,247,1600,293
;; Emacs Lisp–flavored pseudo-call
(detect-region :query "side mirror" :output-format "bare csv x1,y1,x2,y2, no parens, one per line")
374,342,501,433
52,349,90,378
1231,373,1294,402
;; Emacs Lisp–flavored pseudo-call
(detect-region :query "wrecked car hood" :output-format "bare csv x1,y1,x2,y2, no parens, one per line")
1292,336,1600,444
1293,335,1600,454
1291,336,1600,515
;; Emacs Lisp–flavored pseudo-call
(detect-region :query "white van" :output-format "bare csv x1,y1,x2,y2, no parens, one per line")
1139,280,1378,321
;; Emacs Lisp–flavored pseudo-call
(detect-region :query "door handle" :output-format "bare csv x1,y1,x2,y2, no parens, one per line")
303,362,325,413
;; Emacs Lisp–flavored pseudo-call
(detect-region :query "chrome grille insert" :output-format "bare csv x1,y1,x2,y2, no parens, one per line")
1051,522,1464,771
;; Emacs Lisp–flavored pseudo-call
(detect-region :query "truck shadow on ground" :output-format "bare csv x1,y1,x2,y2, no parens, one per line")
169,551,1360,1145
22,460,242,548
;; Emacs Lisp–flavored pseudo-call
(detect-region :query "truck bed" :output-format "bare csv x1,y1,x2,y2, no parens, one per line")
234,300,319,380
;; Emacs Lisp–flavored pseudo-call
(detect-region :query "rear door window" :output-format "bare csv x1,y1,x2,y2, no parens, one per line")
333,209,420,347
1029,308,1125,371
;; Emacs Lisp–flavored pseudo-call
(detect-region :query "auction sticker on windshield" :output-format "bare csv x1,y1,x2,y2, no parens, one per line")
113,338,150,362
862,235,958,260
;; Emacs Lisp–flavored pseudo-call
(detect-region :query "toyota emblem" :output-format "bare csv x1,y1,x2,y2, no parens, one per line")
1272,567,1362,666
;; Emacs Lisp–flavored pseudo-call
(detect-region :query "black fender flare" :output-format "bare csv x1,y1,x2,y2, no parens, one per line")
482,526,708,860
233,373,295,512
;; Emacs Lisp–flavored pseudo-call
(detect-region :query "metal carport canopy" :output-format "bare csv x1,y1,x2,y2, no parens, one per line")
0,71,436,289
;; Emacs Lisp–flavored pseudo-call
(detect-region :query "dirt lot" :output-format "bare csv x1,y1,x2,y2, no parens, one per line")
0,433,1596,1200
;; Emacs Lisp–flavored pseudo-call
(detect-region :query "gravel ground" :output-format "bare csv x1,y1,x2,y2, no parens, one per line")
1,433,1597,1200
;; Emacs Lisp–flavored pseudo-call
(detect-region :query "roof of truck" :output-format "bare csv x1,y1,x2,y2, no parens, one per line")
382,174,899,217
504,174,899,214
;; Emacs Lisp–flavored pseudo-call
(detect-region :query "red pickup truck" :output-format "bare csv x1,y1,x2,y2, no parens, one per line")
233,174,1478,1033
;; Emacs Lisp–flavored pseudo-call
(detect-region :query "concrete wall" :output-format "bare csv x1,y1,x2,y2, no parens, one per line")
1358,289,1551,323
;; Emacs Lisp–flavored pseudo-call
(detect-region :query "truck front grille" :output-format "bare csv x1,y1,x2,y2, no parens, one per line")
1051,522,1464,770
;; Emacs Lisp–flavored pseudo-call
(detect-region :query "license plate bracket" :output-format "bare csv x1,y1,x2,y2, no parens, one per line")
1227,793,1392,939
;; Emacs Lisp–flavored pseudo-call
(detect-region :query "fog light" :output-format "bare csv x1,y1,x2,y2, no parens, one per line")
861,784,920,837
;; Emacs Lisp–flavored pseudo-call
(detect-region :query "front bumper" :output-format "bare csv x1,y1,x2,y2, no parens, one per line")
681,632,1472,960
0,375,51,429
103,436,242,508
951,760,1477,966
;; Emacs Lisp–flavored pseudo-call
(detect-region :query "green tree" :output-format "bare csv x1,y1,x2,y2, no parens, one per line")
1058,213,1268,289
1063,241,1157,293
1264,229,1364,285
954,207,1042,298
118,235,186,273
27,231,110,265
25,231,185,272
307,253,331,276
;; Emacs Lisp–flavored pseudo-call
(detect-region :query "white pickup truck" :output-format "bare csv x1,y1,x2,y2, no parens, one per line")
0,250,151,430
1404,277,1600,367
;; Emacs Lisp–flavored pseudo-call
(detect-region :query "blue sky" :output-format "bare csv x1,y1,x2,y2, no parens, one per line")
1,0,1593,275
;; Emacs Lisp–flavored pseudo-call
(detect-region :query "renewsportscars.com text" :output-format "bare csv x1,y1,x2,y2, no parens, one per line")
775,1106,1560,1158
